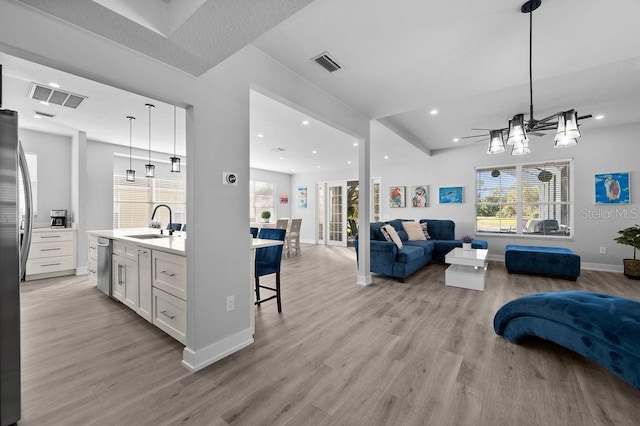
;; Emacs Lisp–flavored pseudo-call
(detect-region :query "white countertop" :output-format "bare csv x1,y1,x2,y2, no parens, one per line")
87,228,186,256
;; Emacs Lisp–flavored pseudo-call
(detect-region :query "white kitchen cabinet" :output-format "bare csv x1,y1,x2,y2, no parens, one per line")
87,235,98,283
137,247,152,322
152,251,186,300
26,228,77,280
112,254,138,310
152,287,186,344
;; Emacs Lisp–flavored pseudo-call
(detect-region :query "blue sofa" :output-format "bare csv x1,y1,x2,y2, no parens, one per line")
354,219,488,281
494,291,640,389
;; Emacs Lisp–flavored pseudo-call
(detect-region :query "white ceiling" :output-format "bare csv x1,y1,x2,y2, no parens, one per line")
4,0,640,169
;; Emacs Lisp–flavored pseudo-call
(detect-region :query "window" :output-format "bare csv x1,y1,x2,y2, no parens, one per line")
475,159,572,237
19,152,38,218
249,180,275,222
113,176,186,229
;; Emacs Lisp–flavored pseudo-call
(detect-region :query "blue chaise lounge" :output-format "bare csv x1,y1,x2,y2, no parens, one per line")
494,291,640,389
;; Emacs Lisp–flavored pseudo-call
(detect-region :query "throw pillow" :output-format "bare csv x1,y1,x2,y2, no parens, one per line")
420,222,431,239
382,224,403,249
380,226,392,242
403,221,426,241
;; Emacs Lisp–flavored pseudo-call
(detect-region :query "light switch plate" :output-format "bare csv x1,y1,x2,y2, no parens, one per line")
223,172,238,185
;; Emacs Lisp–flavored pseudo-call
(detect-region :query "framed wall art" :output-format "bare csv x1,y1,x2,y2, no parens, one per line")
439,186,463,204
411,185,429,207
298,186,308,208
389,186,406,208
595,172,630,204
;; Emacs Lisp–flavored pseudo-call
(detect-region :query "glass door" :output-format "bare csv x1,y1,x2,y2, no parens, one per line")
316,183,325,243
327,182,347,246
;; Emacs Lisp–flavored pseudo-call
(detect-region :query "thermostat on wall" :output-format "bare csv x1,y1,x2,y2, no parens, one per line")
223,172,238,185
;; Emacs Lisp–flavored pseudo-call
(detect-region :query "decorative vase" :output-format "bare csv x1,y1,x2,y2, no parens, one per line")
462,242,472,251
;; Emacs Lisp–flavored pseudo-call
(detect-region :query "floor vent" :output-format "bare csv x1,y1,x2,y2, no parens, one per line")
29,83,87,109
312,52,342,73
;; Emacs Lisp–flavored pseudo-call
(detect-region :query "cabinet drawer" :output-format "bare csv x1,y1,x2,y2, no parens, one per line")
152,251,186,300
31,231,74,244
88,258,97,282
88,235,98,260
29,241,74,259
26,256,74,275
113,241,138,261
152,287,186,344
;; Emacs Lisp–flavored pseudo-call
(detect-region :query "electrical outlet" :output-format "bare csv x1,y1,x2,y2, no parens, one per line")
600,247,607,254
226,295,235,312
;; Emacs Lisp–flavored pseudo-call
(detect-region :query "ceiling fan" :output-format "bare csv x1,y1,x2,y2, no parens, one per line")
463,0,592,155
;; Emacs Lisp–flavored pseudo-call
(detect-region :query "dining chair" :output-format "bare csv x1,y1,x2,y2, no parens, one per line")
181,224,187,231
275,218,289,230
286,218,302,257
167,223,182,231
250,227,259,238
255,228,286,312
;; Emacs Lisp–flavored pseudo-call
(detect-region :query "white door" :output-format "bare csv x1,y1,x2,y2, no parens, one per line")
327,182,347,247
316,183,325,244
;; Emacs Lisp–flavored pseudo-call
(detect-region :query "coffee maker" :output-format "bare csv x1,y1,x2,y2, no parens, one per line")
50,209,67,228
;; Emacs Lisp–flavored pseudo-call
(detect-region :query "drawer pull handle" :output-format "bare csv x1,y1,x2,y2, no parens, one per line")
160,310,176,320
138,250,148,255
42,262,62,267
89,269,96,273
160,270,176,277
41,235,61,238
41,248,61,251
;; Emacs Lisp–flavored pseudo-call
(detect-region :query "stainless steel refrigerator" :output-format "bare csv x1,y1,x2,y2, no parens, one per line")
0,106,33,424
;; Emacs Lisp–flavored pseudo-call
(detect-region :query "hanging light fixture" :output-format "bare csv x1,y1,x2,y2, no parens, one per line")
469,0,591,155
125,115,136,182
145,103,155,178
170,105,181,173
486,129,505,154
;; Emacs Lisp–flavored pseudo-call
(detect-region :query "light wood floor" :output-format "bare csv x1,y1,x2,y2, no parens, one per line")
20,244,640,425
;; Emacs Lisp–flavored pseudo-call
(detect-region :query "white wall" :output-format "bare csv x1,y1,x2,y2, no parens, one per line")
292,121,640,270
249,168,291,220
18,129,72,224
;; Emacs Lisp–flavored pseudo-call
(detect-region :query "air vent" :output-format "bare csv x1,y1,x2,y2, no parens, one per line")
270,147,286,152
28,83,87,109
34,110,55,118
312,52,342,73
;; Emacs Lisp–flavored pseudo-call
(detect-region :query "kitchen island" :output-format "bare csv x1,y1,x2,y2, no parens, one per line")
88,228,187,343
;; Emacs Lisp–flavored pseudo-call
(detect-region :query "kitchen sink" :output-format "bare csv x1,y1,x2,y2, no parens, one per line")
126,234,171,239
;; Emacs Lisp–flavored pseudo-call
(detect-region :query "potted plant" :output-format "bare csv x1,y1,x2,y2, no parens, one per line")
461,235,473,250
261,210,271,223
614,224,640,279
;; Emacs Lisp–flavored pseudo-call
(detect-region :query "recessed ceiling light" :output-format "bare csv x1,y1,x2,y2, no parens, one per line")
316,165,321,168
347,161,352,164
312,150,317,154
33,114,42,119
430,109,438,115
453,138,460,142
353,142,358,146
291,169,295,172
39,101,49,106
384,155,389,159
48,82,60,88
595,115,605,120
302,120,309,125
257,134,264,138
279,157,284,160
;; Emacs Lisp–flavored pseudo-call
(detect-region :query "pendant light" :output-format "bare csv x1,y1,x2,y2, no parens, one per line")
170,105,181,173
554,109,580,148
486,129,505,154
125,115,136,182
145,103,155,178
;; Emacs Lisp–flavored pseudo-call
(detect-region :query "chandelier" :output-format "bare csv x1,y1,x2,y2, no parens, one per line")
474,0,591,155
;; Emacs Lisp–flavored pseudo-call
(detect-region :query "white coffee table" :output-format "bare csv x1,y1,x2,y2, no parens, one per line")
444,247,488,291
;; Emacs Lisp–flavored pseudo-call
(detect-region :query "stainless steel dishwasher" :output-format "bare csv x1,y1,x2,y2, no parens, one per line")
96,237,112,296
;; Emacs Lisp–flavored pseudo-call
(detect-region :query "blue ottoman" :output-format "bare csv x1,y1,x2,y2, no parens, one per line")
494,291,640,389
505,245,580,281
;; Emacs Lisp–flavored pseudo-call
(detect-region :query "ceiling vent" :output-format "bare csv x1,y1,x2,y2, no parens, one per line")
271,147,286,152
312,52,342,73
29,83,87,108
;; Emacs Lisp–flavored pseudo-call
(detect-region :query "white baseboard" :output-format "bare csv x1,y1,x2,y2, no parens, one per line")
76,266,87,275
181,328,254,373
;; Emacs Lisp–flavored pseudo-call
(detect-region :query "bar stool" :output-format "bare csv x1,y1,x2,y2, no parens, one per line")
255,228,286,312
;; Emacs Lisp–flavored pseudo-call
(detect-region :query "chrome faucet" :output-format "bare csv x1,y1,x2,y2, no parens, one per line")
151,204,174,235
